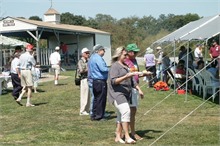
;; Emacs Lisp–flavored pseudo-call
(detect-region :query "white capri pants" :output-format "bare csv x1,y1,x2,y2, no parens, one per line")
114,101,130,123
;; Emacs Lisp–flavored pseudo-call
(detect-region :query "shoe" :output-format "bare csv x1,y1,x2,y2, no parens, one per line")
125,138,136,144
115,138,125,144
80,111,89,116
131,134,143,141
16,99,23,106
26,103,35,107
13,96,18,100
99,118,107,121
104,112,110,118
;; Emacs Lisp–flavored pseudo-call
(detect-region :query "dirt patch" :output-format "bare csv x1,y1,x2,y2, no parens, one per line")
39,73,69,83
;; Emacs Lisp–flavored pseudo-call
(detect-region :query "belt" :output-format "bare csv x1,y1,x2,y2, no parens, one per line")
21,69,31,70
93,79,106,82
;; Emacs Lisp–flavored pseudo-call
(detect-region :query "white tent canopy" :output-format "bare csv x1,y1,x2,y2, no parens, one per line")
154,14,220,43
0,35,28,46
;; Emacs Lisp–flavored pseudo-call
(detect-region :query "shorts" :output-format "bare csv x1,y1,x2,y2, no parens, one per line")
114,101,130,123
20,70,33,87
52,65,60,76
130,88,139,107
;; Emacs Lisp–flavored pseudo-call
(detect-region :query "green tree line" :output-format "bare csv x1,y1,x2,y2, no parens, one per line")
29,13,200,52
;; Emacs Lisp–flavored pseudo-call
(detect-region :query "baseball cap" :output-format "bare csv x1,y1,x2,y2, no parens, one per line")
26,44,34,51
156,46,162,50
55,46,60,50
81,48,90,54
126,43,140,52
93,44,106,51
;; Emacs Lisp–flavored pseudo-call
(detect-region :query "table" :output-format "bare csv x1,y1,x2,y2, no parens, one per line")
0,75,11,95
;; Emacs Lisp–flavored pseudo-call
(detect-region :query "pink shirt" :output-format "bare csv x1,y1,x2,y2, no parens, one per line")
210,45,220,58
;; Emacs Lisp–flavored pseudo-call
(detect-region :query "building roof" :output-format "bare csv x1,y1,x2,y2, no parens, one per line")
15,17,110,35
44,8,60,15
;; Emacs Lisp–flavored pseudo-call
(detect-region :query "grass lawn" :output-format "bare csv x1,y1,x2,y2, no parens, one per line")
0,70,219,146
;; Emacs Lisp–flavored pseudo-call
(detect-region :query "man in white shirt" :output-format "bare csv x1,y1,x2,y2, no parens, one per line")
49,46,61,85
10,52,22,101
194,44,203,60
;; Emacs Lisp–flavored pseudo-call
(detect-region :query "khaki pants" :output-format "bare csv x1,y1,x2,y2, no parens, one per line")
80,78,90,113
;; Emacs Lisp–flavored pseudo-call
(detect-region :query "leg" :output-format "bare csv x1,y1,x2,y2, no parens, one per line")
80,78,90,114
130,107,137,136
26,86,34,107
92,80,107,120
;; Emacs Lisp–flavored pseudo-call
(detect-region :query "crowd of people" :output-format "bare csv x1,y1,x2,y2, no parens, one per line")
76,43,153,144
4,38,219,144
142,39,219,92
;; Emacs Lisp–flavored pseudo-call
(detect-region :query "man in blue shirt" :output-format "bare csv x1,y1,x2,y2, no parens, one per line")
88,44,109,121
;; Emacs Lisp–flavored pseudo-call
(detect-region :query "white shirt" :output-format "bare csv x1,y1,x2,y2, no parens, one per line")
19,52,36,69
194,47,203,58
49,51,61,65
10,57,20,74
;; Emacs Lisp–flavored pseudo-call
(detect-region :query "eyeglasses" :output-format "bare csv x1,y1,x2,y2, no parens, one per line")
85,52,90,54
123,53,128,57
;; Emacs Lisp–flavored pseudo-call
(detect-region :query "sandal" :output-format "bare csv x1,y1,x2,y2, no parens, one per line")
132,134,143,141
115,138,125,144
125,138,136,144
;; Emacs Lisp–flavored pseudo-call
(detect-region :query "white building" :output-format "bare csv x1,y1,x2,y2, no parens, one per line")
0,8,112,68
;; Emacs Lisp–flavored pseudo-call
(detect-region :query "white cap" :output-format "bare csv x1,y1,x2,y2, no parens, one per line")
55,46,60,50
156,46,162,50
81,48,90,54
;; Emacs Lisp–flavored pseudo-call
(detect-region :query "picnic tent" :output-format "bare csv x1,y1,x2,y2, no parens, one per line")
153,14,220,43
151,14,220,101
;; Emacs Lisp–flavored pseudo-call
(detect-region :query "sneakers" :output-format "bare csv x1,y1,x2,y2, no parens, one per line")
26,103,35,107
80,111,89,116
104,112,111,118
15,99,23,106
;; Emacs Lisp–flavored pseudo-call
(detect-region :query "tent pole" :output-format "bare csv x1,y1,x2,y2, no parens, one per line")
185,40,190,102
173,41,176,93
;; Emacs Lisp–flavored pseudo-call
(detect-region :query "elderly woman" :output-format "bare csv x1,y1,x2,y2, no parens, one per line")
107,46,139,144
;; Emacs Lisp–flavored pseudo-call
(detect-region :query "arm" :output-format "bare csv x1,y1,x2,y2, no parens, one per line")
135,85,144,99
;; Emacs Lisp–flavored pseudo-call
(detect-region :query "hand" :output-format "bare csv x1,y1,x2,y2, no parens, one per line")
126,72,135,78
139,90,144,99
142,70,153,75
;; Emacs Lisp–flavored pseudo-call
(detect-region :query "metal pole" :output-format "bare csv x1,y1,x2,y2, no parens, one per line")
185,40,190,102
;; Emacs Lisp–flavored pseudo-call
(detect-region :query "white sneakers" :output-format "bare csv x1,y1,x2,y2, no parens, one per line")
80,111,89,116
26,103,35,107
55,80,58,85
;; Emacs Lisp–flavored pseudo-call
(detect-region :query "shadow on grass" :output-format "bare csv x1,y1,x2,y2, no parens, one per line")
56,83,68,86
34,89,46,93
34,102,49,106
136,129,163,139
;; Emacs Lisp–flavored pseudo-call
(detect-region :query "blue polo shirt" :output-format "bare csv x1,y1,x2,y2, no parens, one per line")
88,53,108,80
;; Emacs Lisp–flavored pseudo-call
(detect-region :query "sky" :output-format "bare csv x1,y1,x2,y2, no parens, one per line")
0,0,219,20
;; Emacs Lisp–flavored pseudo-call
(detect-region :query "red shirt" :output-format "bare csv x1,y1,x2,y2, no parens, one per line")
209,45,220,58
60,44,68,53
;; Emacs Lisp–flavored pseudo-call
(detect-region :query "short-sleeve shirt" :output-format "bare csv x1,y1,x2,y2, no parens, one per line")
107,61,137,105
19,52,36,69
49,52,61,65
11,57,20,74
210,45,220,58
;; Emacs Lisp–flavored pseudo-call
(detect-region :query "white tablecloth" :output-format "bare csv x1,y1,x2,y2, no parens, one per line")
0,75,11,95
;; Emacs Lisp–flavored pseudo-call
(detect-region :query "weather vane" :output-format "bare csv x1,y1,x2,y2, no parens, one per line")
50,0,53,8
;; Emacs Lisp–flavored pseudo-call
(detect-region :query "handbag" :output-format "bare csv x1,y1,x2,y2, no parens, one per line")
74,66,81,86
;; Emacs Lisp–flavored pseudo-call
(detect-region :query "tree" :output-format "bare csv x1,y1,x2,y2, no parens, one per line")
29,16,42,21
60,12,86,25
